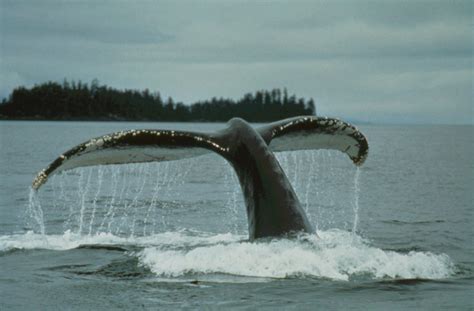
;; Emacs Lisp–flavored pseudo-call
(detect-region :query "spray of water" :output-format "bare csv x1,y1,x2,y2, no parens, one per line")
27,188,45,235
129,164,149,237
77,169,92,234
144,164,164,236
224,167,241,234
303,151,316,225
27,149,364,239
352,167,361,234
88,166,104,235
99,166,119,232
18,151,459,283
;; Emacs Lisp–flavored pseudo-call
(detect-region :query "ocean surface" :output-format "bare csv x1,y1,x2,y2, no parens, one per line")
0,121,472,310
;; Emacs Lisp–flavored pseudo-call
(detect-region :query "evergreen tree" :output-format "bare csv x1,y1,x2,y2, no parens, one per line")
0,81,316,121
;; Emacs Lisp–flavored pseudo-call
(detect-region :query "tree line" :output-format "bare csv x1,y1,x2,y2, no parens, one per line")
0,79,316,122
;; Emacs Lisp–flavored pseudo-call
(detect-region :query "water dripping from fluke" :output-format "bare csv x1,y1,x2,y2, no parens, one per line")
27,187,45,235
30,161,200,238
352,167,361,235
20,135,460,284
28,149,365,243
88,166,104,236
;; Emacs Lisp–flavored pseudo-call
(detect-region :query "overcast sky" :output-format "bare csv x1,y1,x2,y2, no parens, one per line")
0,0,472,124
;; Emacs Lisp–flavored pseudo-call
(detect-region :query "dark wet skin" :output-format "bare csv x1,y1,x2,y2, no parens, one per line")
213,119,313,240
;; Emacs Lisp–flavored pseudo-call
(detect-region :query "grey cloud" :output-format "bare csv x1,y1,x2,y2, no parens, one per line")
2,1,173,45
0,0,472,124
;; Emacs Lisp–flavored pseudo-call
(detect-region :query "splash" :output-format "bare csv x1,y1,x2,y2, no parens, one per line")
77,168,93,234
18,158,457,284
27,188,45,235
27,156,245,237
88,166,104,235
26,149,366,238
143,163,165,236
224,168,240,233
0,230,455,282
352,167,361,234
0,230,242,252
275,150,360,232
137,230,455,281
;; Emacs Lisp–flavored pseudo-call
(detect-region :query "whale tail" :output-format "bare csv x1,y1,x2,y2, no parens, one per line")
32,116,368,190
258,116,368,166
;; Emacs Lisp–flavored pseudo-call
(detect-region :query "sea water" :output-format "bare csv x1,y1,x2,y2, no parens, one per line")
0,121,472,310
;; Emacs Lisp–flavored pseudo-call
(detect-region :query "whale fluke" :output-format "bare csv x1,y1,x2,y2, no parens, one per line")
32,116,368,240
258,116,368,165
32,129,220,190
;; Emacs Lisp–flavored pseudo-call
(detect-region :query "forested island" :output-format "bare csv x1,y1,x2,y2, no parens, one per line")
0,80,316,122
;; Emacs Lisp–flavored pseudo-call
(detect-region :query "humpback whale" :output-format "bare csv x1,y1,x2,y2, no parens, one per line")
32,116,368,240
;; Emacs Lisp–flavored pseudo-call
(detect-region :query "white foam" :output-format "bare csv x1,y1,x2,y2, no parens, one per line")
0,230,127,251
138,230,455,281
0,230,241,252
0,230,455,281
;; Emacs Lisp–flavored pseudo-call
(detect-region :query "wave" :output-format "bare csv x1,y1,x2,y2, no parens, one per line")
139,230,455,281
0,229,455,282
0,229,242,252
381,219,446,225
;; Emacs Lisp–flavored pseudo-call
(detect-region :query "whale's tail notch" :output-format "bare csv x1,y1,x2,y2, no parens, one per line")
257,116,369,166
